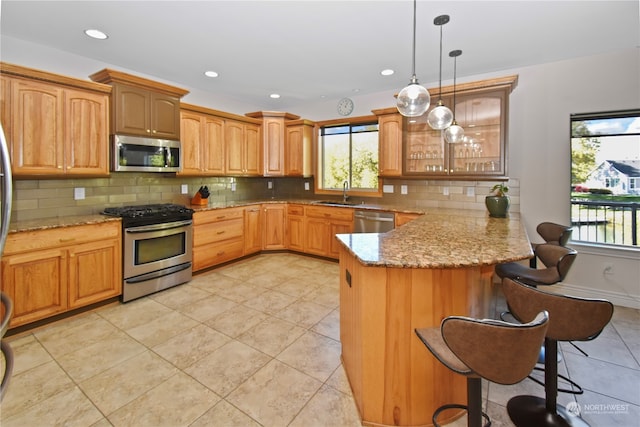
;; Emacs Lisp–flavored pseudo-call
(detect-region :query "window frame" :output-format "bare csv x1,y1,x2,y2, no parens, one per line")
314,115,382,198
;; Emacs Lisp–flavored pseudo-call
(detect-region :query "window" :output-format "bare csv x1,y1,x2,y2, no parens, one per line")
570,110,640,247
317,122,379,193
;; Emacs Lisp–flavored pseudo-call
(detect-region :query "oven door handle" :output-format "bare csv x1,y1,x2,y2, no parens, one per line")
125,262,192,284
125,220,193,233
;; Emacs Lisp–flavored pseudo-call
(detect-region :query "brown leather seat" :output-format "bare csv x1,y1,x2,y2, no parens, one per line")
415,311,549,427
502,278,614,427
530,222,573,267
495,243,577,287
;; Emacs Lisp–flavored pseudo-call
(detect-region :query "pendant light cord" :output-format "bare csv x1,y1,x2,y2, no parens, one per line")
411,0,417,79
452,54,457,117
437,25,443,99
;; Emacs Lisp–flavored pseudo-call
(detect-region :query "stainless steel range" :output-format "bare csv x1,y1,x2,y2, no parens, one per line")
103,204,194,302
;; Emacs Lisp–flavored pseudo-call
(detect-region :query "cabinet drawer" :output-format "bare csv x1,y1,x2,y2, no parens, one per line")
4,222,120,255
287,204,304,216
194,207,245,225
193,239,244,271
305,206,354,222
194,218,243,246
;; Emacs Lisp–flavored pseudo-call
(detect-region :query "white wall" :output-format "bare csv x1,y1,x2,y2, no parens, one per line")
2,35,639,307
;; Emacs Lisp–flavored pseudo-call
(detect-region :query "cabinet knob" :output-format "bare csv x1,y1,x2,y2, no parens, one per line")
152,130,157,134
146,129,151,133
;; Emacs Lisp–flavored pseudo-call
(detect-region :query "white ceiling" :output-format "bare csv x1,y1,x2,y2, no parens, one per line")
1,1,638,111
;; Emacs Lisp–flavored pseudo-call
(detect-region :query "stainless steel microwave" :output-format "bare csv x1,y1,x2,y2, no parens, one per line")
112,135,182,172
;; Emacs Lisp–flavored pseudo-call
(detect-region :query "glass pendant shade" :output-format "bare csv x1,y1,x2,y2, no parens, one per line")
444,121,465,144
427,100,453,130
397,78,430,117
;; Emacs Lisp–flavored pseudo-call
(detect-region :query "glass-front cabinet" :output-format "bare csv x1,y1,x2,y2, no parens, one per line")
402,75,517,178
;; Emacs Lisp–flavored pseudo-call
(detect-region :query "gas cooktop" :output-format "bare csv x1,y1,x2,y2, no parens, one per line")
103,203,194,226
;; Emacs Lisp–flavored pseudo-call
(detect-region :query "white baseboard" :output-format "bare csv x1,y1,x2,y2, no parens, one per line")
552,282,640,310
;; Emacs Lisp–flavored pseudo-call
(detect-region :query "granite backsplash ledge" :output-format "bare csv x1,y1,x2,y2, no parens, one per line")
10,174,518,222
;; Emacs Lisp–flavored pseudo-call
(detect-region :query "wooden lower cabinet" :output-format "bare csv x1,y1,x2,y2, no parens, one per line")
286,204,305,252
304,206,354,259
262,204,286,250
193,207,245,271
244,206,262,255
1,222,121,328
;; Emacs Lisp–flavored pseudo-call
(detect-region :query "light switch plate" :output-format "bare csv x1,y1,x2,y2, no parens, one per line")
401,185,408,195
181,184,188,194
304,182,310,191
383,184,394,193
268,181,273,189
74,187,85,200
443,187,449,196
466,187,475,197
231,182,236,192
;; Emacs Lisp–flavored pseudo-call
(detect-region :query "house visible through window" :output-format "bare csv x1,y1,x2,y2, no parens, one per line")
570,110,640,247
317,122,379,192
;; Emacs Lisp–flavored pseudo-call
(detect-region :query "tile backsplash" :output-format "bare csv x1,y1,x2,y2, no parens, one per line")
10,174,518,222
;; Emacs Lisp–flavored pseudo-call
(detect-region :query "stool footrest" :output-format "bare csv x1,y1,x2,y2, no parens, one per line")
433,403,491,427
528,367,584,395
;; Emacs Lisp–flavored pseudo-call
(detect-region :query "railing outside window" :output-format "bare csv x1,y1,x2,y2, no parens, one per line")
571,200,639,246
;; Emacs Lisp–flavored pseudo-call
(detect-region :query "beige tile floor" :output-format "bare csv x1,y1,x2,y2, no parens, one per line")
1,252,639,427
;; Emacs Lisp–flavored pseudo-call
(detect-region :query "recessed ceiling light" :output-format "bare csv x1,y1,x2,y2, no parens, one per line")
204,71,219,78
270,94,281,99
352,89,361,93
381,69,394,76
84,29,108,40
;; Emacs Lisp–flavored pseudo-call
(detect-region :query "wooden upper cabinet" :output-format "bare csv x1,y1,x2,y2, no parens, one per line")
225,119,262,176
285,119,314,177
245,111,301,177
179,108,225,176
402,75,517,179
90,68,188,140
373,110,403,177
0,63,111,177
64,88,109,175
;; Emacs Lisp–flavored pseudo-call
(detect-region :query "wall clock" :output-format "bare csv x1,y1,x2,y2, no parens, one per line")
337,97,354,116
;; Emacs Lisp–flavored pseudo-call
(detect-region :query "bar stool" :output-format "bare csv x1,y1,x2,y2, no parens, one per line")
496,243,577,288
415,311,549,427
1,292,14,402
502,278,614,427
530,222,573,268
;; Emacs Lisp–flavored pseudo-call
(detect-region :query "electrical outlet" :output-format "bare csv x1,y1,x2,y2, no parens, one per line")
401,185,408,195
304,182,310,191
231,182,236,192
181,184,188,194
74,187,85,200
268,181,273,189
466,187,475,197
443,187,449,196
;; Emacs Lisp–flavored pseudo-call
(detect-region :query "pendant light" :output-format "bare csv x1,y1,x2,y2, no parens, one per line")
426,15,454,130
444,49,465,144
396,0,430,117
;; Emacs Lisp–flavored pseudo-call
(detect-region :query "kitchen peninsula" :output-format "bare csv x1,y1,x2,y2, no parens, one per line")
336,209,532,427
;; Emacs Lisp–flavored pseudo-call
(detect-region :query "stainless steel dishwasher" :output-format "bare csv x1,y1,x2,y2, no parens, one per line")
354,210,395,233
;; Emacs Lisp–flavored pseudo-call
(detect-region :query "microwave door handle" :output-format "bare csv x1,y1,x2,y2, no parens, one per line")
165,146,171,168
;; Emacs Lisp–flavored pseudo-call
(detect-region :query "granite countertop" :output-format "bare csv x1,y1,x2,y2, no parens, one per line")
8,214,122,234
336,208,532,269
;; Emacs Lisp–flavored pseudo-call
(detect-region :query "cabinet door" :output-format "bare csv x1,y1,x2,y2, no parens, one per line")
113,84,150,136
150,92,181,140
378,114,403,177
329,221,353,259
262,204,285,250
285,124,313,177
448,90,506,176
263,118,285,176
0,77,11,143
10,78,65,175
179,111,204,175
2,248,68,327
225,120,245,174
286,215,305,251
68,238,122,308
244,123,262,175
244,206,262,254
64,88,109,175
305,218,329,257
203,115,225,174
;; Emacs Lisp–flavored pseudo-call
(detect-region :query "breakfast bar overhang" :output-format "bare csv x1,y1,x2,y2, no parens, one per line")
336,209,532,427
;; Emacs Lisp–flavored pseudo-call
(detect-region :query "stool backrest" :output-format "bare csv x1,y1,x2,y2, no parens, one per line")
537,222,573,246
441,311,548,385
535,244,577,281
503,278,613,342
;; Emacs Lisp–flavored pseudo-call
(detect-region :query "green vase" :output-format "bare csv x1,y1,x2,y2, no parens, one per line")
485,196,510,217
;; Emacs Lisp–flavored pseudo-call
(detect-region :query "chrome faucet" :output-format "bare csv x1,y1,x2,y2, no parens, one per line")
342,180,349,202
